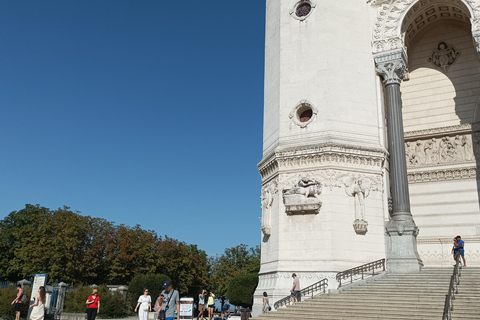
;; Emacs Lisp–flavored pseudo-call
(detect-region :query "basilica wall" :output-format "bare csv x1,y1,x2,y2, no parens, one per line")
400,19,480,266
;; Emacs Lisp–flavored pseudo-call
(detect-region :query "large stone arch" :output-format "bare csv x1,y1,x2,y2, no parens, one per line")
369,0,480,53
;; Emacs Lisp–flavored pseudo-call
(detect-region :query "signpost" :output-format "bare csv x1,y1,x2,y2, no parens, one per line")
27,274,48,320
179,297,193,320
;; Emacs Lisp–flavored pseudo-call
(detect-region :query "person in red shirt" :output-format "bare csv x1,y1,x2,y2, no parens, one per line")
11,284,24,320
86,289,100,320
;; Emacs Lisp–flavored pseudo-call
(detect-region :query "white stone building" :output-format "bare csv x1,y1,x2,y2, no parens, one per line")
254,0,480,315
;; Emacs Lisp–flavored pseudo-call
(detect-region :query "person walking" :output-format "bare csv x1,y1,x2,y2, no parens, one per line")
29,286,46,320
11,284,24,320
134,288,152,320
86,289,100,320
207,292,215,320
262,292,270,314
290,273,300,304
198,289,207,320
158,281,180,320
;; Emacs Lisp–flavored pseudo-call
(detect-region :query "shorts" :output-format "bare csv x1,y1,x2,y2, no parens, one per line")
199,304,205,312
166,318,174,320
208,304,214,309
15,303,22,312
222,309,229,314
291,291,300,298
455,249,465,257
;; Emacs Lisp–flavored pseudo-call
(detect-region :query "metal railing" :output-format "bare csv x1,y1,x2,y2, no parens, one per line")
273,278,328,309
443,254,462,320
336,258,385,288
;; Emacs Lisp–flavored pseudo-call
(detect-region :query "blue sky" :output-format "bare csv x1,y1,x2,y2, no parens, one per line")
0,1,266,256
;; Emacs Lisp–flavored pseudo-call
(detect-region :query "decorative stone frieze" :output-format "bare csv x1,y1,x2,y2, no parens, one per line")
282,178,322,215
405,134,474,167
259,145,386,181
279,170,383,194
407,166,478,183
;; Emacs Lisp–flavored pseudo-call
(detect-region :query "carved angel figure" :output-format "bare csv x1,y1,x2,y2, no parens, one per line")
428,42,460,72
345,177,371,221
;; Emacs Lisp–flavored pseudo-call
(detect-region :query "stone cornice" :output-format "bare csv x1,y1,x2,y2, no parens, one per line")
258,144,387,181
404,123,477,140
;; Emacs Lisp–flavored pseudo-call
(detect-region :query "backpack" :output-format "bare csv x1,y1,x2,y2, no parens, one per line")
20,291,27,303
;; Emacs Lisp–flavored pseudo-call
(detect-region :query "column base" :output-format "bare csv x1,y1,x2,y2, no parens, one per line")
385,218,423,273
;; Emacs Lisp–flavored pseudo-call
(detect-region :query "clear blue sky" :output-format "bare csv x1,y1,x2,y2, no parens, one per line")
0,1,266,257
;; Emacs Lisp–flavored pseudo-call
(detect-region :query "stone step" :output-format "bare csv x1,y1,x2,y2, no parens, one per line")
259,267,480,320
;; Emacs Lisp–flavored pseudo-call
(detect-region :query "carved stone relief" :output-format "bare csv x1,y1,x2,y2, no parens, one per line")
428,42,460,72
282,178,322,215
369,0,480,54
405,134,474,167
261,179,278,236
279,171,383,228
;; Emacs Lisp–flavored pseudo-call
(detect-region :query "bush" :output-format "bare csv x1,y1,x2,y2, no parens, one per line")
0,287,31,320
226,273,258,308
127,274,169,312
64,286,128,318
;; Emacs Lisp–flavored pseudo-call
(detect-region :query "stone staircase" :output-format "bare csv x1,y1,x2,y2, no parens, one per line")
257,267,480,320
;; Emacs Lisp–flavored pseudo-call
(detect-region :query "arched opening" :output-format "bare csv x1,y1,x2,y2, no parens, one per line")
397,0,480,267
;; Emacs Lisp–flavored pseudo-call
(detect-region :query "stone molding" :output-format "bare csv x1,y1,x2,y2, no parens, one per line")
417,236,480,244
404,123,474,139
407,166,478,183
369,0,480,54
258,144,386,181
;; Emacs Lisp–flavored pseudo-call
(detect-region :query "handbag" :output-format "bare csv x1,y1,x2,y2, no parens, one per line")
158,310,166,320
143,307,149,311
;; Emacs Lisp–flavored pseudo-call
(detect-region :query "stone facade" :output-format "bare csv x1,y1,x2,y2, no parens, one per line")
253,0,480,316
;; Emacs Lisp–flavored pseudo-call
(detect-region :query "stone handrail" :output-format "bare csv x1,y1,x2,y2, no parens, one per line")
443,254,462,320
336,258,386,288
273,278,328,309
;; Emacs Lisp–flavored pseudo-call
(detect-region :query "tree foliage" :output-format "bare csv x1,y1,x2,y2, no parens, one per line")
64,285,129,318
226,273,258,308
0,204,210,295
126,273,169,311
208,244,260,296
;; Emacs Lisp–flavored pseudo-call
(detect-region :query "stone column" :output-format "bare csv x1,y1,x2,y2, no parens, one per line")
374,49,423,273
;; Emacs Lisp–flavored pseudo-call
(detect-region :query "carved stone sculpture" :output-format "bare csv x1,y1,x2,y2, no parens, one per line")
261,187,274,236
344,177,371,235
282,178,322,215
428,42,460,72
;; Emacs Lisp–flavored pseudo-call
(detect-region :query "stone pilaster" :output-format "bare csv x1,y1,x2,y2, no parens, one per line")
374,49,423,273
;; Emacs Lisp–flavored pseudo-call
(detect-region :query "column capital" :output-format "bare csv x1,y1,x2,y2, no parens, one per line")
374,49,407,85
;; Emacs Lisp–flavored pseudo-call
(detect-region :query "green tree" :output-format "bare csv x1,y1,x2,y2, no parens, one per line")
208,244,260,295
155,237,209,296
226,273,258,308
0,204,52,281
126,273,169,311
